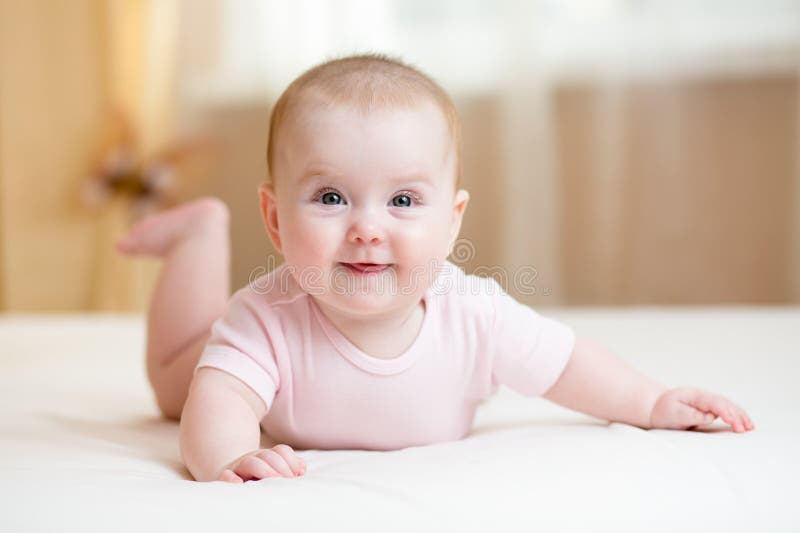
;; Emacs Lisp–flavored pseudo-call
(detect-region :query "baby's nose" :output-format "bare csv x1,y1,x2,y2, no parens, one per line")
346,216,385,245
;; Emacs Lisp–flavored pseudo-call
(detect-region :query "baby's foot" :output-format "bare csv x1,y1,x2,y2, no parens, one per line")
116,197,229,257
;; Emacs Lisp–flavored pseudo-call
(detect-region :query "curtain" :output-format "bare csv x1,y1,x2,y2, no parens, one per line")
0,0,180,311
91,0,181,311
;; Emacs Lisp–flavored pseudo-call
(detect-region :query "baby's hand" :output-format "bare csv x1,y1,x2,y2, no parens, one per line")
649,387,755,433
218,444,307,483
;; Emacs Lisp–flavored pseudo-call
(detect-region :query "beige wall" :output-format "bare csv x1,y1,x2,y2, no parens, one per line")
199,102,277,293
555,75,798,304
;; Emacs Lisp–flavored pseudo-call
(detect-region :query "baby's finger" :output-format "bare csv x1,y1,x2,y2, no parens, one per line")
715,406,735,426
720,406,748,432
236,455,279,481
270,444,305,476
691,395,744,428
684,391,754,432
730,404,752,426
733,407,755,432
675,402,715,428
684,391,727,415
731,415,746,433
727,406,744,431
219,469,244,484
256,449,296,478
726,404,749,427
694,411,717,427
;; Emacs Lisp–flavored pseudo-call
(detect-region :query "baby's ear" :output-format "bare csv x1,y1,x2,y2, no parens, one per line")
258,183,282,253
449,188,470,244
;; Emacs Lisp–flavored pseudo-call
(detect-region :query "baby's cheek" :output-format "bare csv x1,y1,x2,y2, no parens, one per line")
405,220,451,258
396,224,450,280
282,222,338,270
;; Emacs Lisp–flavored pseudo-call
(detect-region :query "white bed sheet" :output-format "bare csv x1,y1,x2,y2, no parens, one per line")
0,308,798,532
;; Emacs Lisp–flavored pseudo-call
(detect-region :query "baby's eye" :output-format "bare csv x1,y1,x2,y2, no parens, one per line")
315,190,346,205
390,193,417,208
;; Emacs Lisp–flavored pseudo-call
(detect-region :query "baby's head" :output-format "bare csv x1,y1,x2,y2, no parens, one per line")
259,54,469,318
266,54,463,187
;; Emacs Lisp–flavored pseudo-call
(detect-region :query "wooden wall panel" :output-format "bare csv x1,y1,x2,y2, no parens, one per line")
455,96,506,276
556,75,798,304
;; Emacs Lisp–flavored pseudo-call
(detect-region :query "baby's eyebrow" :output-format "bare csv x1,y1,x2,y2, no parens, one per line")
384,171,436,187
297,167,338,185
297,168,435,187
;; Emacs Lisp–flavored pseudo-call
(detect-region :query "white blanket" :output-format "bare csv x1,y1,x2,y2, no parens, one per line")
1,309,797,532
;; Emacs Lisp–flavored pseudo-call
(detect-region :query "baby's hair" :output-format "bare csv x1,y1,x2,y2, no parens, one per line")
266,53,462,186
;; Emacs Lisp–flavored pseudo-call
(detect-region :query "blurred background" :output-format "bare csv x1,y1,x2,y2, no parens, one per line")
1,0,798,311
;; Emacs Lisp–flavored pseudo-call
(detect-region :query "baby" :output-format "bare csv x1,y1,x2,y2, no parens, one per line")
117,54,754,483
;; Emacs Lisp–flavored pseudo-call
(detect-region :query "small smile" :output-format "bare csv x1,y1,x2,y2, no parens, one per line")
339,262,393,275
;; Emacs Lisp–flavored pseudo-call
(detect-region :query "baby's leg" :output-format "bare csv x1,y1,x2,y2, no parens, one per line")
117,198,230,420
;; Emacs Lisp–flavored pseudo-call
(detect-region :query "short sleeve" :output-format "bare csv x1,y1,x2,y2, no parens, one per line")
194,289,280,412
488,280,576,397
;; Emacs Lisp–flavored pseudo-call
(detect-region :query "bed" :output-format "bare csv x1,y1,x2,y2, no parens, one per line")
1,308,797,532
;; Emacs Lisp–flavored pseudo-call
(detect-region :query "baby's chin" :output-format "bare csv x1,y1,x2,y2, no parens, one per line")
315,290,425,319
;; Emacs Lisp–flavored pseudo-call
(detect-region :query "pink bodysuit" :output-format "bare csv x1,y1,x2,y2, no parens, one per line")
194,261,575,451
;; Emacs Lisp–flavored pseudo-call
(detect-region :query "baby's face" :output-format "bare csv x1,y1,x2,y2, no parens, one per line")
260,100,468,318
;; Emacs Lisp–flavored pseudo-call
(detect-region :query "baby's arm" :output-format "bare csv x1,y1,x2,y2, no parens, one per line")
180,367,305,482
542,337,754,432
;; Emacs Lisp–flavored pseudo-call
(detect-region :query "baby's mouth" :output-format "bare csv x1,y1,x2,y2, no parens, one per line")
339,262,393,275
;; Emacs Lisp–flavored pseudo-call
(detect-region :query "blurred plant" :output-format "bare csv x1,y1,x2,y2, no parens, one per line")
84,110,218,221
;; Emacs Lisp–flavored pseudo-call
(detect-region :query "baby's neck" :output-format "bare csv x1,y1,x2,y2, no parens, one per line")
313,299,425,360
